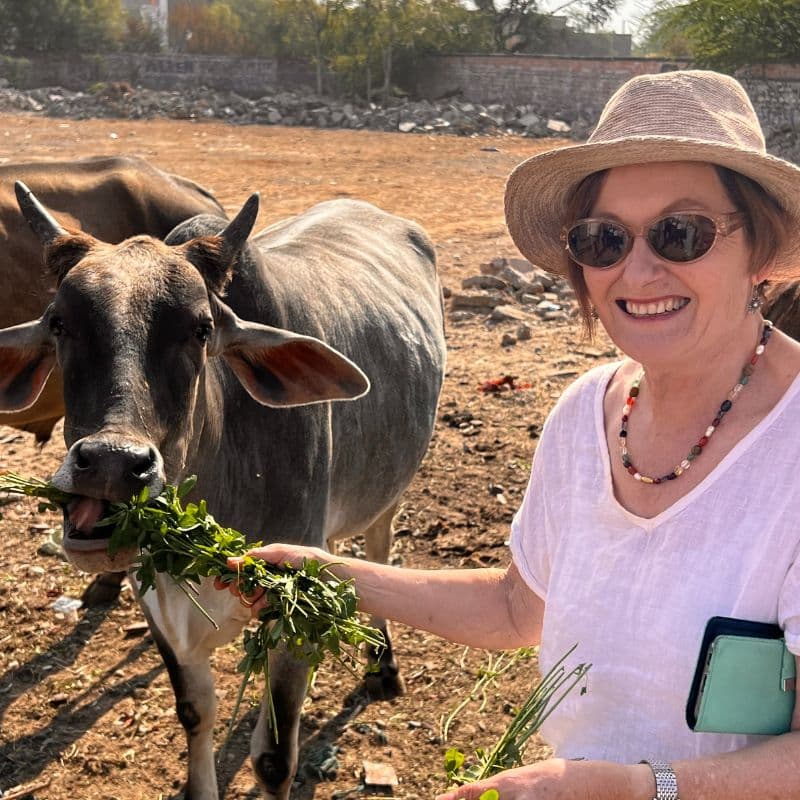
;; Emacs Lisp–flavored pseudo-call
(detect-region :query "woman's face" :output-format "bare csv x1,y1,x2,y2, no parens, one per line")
581,162,761,368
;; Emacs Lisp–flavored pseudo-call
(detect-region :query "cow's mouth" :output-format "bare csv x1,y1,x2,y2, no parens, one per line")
63,497,112,552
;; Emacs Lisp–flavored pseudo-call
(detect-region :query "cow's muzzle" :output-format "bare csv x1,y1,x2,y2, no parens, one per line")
53,435,166,573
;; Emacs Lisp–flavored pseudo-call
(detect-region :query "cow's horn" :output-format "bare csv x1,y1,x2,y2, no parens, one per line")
15,181,67,246
220,193,259,260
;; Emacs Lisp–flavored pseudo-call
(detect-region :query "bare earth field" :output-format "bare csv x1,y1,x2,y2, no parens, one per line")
0,116,617,800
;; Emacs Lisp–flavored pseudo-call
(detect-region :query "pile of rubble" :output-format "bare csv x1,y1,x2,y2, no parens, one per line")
445,256,577,345
0,80,592,139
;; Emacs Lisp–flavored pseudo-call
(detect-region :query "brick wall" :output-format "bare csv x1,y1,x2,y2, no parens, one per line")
1,52,798,136
415,55,687,121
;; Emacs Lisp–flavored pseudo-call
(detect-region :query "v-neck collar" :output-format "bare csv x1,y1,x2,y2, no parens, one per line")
593,360,800,531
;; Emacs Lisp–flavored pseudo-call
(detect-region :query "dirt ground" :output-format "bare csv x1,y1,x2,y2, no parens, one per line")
0,116,618,800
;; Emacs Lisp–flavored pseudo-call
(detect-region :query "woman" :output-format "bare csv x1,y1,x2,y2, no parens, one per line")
220,71,800,799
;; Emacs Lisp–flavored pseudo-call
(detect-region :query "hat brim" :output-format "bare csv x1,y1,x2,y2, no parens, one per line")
504,136,800,281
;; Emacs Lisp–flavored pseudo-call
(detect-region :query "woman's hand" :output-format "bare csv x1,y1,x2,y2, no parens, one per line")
435,759,653,800
213,543,331,616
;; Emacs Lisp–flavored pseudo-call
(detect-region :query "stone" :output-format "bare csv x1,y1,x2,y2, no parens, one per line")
267,109,282,124
450,291,504,311
37,540,64,558
547,118,571,133
508,257,534,273
516,323,532,340
461,275,507,291
363,760,399,788
448,310,475,323
501,332,516,347
398,120,416,132
480,257,507,275
490,304,529,323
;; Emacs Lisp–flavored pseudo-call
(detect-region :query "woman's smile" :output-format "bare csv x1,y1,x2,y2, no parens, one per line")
617,296,690,318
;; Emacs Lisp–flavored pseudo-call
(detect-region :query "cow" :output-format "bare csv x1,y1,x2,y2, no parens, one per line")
0,155,224,443
0,185,446,799
0,156,225,606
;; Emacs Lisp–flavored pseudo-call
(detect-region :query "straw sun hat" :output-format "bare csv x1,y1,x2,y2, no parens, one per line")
504,69,800,281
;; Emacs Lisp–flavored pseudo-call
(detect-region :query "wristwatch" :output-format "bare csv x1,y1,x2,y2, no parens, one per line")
640,759,680,800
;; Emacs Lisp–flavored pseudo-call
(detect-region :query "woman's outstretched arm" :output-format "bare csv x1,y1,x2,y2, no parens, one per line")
223,544,544,651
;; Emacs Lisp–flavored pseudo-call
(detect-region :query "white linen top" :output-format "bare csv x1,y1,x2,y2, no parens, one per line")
510,361,800,763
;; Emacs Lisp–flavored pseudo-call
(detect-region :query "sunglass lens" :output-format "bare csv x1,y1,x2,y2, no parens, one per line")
568,221,628,268
649,214,716,262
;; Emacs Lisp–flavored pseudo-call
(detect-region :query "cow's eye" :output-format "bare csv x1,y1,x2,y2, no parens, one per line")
196,321,213,345
49,316,64,337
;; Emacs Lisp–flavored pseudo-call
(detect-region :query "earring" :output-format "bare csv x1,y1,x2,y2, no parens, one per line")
748,282,764,313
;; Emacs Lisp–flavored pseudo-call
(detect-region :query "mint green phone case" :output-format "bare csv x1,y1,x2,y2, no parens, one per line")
693,634,796,735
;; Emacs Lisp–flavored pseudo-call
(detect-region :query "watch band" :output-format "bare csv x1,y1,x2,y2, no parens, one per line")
640,759,680,800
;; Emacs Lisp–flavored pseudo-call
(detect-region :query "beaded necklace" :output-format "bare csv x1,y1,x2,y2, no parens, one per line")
619,320,774,485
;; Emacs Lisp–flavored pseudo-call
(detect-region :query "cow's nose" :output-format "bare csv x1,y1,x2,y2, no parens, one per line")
68,438,163,501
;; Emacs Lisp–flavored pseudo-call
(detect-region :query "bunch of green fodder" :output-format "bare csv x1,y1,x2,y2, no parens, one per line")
0,472,385,736
443,644,590,791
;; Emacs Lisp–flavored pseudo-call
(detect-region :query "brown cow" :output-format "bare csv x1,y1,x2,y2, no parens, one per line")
0,155,224,442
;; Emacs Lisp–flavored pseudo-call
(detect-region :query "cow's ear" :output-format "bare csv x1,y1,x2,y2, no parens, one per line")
45,233,95,283
210,300,369,407
0,318,56,411
181,236,232,295
180,195,259,295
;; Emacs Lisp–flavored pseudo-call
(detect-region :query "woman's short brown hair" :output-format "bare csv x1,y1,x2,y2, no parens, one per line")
562,165,790,338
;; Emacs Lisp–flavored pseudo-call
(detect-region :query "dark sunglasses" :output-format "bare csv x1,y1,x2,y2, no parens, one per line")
561,211,747,269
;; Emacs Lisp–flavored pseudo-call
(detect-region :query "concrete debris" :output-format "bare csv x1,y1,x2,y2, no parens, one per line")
0,80,595,140
450,257,575,329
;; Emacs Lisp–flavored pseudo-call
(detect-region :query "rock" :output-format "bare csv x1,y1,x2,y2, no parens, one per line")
501,332,516,347
441,286,452,299
508,257,534,273
480,257,507,275
49,692,69,707
547,118,571,133
363,761,399,789
267,109,282,124
490,304,529,323
398,120,416,132
37,540,64,558
26,565,46,578
461,275,507,291
448,310,475,323
516,323,532,340
450,291,504,311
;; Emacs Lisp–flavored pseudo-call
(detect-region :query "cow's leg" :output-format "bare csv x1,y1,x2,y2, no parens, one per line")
362,503,404,699
150,625,219,800
80,570,126,606
250,647,309,800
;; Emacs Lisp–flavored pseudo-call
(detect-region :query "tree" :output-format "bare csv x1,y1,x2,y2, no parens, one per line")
641,0,800,70
277,0,336,94
473,0,622,51
0,0,126,55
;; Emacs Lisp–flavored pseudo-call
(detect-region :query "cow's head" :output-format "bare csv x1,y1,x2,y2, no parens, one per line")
0,183,369,572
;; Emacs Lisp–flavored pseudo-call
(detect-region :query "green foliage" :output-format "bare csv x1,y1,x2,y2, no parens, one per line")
0,471,385,739
641,0,800,69
0,0,127,55
443,645,590,787
123,11,164,53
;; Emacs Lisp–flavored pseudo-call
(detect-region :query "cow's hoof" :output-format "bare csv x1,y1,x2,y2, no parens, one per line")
80,571,126,607
364,663,406,700
253,751,292,798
